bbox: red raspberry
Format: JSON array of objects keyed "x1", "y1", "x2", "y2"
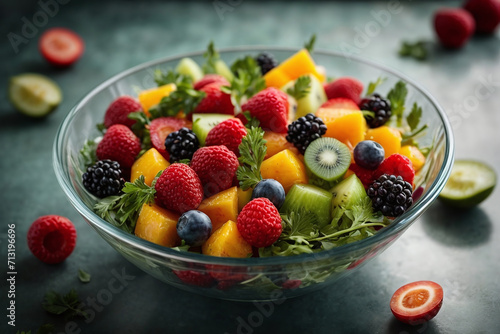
[
  {"x1": 241, "y1": 87, "x2": 289, "y2": 133},
  {"x1": 320, "y1": 97, "x2": 360, "y2": 110},
  {"x1": 192, "y1": 83, "x2": 234, "y2": 118},
  {"x1": 190, "y1": 145, "x2": 239, "y2": 197},
  {"x1": 208, "y1": 264, "x2": 251, "y2": 283},
  {"x1": 323, "y1": 77, "x2": 364, "y2": 104},
  {"x1": 149, "y1": 117, "x2": 192, "y2": 161},
  {"x1": 282, "y1": 279, "x2": 302, "y2": 290},
  {"x1": 464, "y1": 0, "x2": 500, "y2": 34},
  {"x1": 96, "y1": 124, "x2": 141, "y2": 168},
  {"x1": 205, "y1": 118, "x2": 247, "y2": 155},
  {"x1": 237, "y1": 198, "x2": 282, "y2": 248},
  {"x1": 350, "y1": 163, "x2": 376, "y2": 188},
  {"x1": 434, "y1": 8, "x2": 475, "y2": 49},
  {"x1": 194, "y1": 74, "x2": 230, "y2": 90},
  {"x1": 173, "y1": 269, "x2": 215, "y2": 287},
  {"x1": 27, "y1": 215, "x2": 77, "y2": 264},
  {"x1": 374, "y1": 154, "x2": 415, "y2": 185},
  {"x1": 154, "y1": 163, "x2": 203, "y2": 214},
  {"x1": 103, "y1": 95, "x2": 142, "y2": 129}
]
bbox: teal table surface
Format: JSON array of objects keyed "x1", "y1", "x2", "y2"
[{"x1": 1, "y1": 1, "x2": 499, "y2": 333}]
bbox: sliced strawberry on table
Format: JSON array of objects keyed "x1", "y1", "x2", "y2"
[
  {"x1": 149, "y1": 117, "x2": 192, "y2": 161},
  {"x1": 241, "y1": 87, "x2": 289, "y2": 133},
  {"x1": 390, "y1": 280, "x2": 444, "y2": 325},
  {"x1": 39, "y1": 28, "x2": 84, "y2": 67}
]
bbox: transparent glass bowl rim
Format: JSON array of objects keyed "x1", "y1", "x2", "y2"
[{"x1": 53, "y1": 46, "x2": 455, "y2": 267}]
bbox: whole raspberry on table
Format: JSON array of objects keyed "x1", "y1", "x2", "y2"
[
  {"x1": 193, "y1": 82, "x2": 235, "y2": 117},
  {"x1": 164, "y1": 127, "x2": 200, "y2": 163},
  {"x1": 190, "y1": 145, "x2": 239, "y2": 197},
  {"x1": 367, "y1": 174, "x2": 414, "y2": 217},
  {"x1": 96, "y1": 124, "x2": 141, "y2": 169},
  {"x1": 374, "y1": 153, "x2": 415, "y2": 185},
  {"x1": 205, "y1": 118, "x2": 247, "y2": 155},
  {"x1": 359, "y1": 94, "x2": 392, "y2": 128},
  {"x1": 27, "y1": 215, "x2": 77, "y2": 264},
  {"x1": 463, "y1": 0, "x2": 500, "y2": 34},
  {"x1": 241, "y1": 87, "x2": 289, "y2": 133},
  {"x1": 434, "y1": 8, "x2": 475, "y2": 49},
  {"x1": 82, "y1": 159, "x2": 125, "y2": 198},
  {"x1": 323, "y1": 77, "x2": 364, "y2": 104},
  {"x1": 237, "y1": 198, "x2": 283, "y2": 248},
  {"x1": 103, "y1": 95, "x2": 142, "y2": 129},
  {"x1": 154, "y1": 163, "x2": 203, "y2": 214},
  {"x1": 286, "y1": 113, "x2": 327, "y2": 154},
  {"x1": 193, "y1": 74, "x2": 230, "y2": 90}
]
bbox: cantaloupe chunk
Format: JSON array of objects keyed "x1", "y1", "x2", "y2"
[
  {"x1": 138, "y1": 83, "x2": 176, "y2": 115},
  {"x1": 400, "y1": 145, "x2": 426, "y2": 171},
  {"x1": 263, "y1": 131, "x2": 299, "y2": 159},
  {"x1": 237, "y1": 187, "x2": 252, "y2": 212},
  {"x1": 202, "y1": 220, "x2": 252, "y2": 258},
  {"x1": 131, "y1": 148, "x2": 170, "y2": 186},
  {"x1": 260, "y1": 149, "x2": 308, "y2": 193},
  {"x1": 197, "y1": 187, "x2": 238, "y2": 232},
  {"x1": 134, "y1": 203, "x2": 180, "y2": 247},
  {"x1": 365, "y1": 126, "x2": 402, "y2": 158},
  {"x1": 316, "y1": 108, "x2": 367, "y2": 150}
]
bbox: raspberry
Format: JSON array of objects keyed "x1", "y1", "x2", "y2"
[
  {"x1": 350, "y1": 163, "x2": 376, "y2": 188},
  {"x1": 374, "y1": 154, "x2": 415, "y2": 185},
  {"x1": 96, "y1": 124, "x2": 141, "y2": 169},
  {"x1": 173, "y1": 269, "x2": 215, "y2": 287},
  {"x1": 323, "y1": 77, "x2": 364, "y2": 104},
  {"x1": 193, "y1": 74, "x2": 230, "y2": 90},
  {"x1": 320, "y1": 97, "x2": 360, "y2": 110},
  {"x1": 149, "y1": 117, "x2": 192, "y2": 161},
  {"x1": 103, "y1": 95, "x2": 142, "y2": 129},
  {"x1": 205, "y1": 118, "x2": 247, "y2": 155},
  {"x1": 190, "y1": 145, "x2": 239, "y2": 197},
  {"x1": 464, "y1": 0, "x2": 500, "y2": 34},
  {"x1": 27, "y1": 215, "x2": 77, "y2": 264},
  {"x1": 237, "y1": 198, "x2": 282, "y2": 248},
  {"x1": 434, "y1": 8, "x2": 475, "y2": 49},
  {"x1": 208, "y1": 264, "x2": 250, "y2": 282},
  {"x1": 193, "y1": 83, "x2": 234, "y2": 118},
  {"x1": 282, "y1": 279, "x2": 302, "y2": 290},
  {"x1": 154, "y1": 163, "x2": 203, "y2": 214},
  {"x1": 241, "y1": 87, "x2": 289, "y2": 133}
]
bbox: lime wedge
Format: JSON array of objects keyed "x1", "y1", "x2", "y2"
[
  {"x1": 9, "y1": 73, "x2": 62, "y2": 117},
  {"x1": 439, "y1": 160, "x2": 496, "y2": 209}
]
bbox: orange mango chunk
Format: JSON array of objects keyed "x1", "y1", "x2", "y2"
[
  {"x1": 197, "y1": 187, "x2": 238, "y2": 232},
  {"x1": 237, "y1": 187, "x2": 253, "y2": 212},
  {"x1": 202, "y1": 220, "x2": 252, "y2": 258},
  {"x1": 138, "y1": 83, "x2": 176, "y2": 115},
  {"x1": 260, "y1": 149, "x2": 308, "y2": 193},
  {"x1": 264, "y1": 68, "x2": 292, "y2": 89},
  {"x1": 263, "y1": 131, "x2": 299, "y2": 159},
  {"x1": 400, "y1": 145, "x2": 426, "y2": 171},
  {"x1": 365, "y1": 126, "x2": 402, "y2": 158},
  {"x1": 131, "y1": 148, "x2": 170, "y2": 186},
  {"x1": 316, "y1": 108, "x2": 367, "y2": 150},
  {"x1": 134, "y1": 203, "x2": 180, "y2": 247}
]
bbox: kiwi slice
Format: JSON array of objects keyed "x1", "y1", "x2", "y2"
[
  {"x1": 175, "y1": 58, "x2": 203, "y2": 82},
  {"x1": 280, "y1": 183, "x2": 333, "y2": 227},
  {"x1": 330, "y1": 174, "x2": 368, "y2": 210},
  {"x1": 304, "y1": 137, "x2": 351, "y2": 184},
  {"x1": 215, "y1": 60, "x2": 234, "y2": 82},
  {"x1": 192, "y1": 113, "x2": 234, "y2": 146},
  {"x1": 282, "y1": 74, "x2": 327, "y2": 119}
]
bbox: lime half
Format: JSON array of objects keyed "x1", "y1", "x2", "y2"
[
  {"x1": 9, "y1": 73, "x2": 62, "y2": 117},
  {"x1": 439, "y1": 160, "x2": 496, "y2": 209}
]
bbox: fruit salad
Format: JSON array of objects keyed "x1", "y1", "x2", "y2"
[{"x1": 79, "y1": 42, "x2": 430, "y2": 265}]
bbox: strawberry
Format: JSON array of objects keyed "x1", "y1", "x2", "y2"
[
  {"x1": 237, "y1": 198, "x2": 282, "y2": 248},
  {"x1": 323, "y1": 77, "x2": 364, "y2": 104},
  {"x1": 173, "y1": 269, "x2": 215, "y2": 287},
  {"x1": 464, "y1": 0, "x2": 500, "y2": 34},
  {"x1": 434, "y1": 8, "x2": 475, "y2": 48},
  {"x1": 374, "y1": 154, "x2": 415, "y2": 185},
  {"x1": 190, "y1": 145, "x2": 239, "y2": 197},
  {"x1": 149, "y1": 117, "x2": 192, "y2": 161},
  {"x1": 192, "y1": 82, "x2": 234, "y2": 118},
  {"x1": 103, "y1": 95, "x2": 142, "y2": 128},
  {"x1": 241, "y1": 87, "x2": 289, "y2": 133},
  {"x1": 154, "y1": 163, "x2": 203, "y2": 214},
  {"x1": 349, "y1": 163, "x2": 376, "y2": 188},
  {"x1": 320, "y1": 97, "x2": 360, "y2": 110},
  {"x1": 96, "y1": 124, "x2": 141, "y2": 169},
  {"x1": 194, "y1": 74, "x2": 230, "y2": 90},
  {"x1": 27, "y1": 215, "x2": 77, "y2": 264},
  {"x1": 205, "y1": 118, "x2": 247, "y2": 155}
]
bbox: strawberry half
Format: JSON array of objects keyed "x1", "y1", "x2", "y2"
[{"x1": 149, "y1": 117, "x2": 192, "y2": 161}]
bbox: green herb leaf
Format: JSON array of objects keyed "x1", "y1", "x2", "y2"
[
  {"x1": 202, "y1": 41, "x2": 219, "y2": 74},
  {"x1": 237, "y1": 127, "x2": 267, "y2": 190},
  {"x1": 366, "y1": 77, "x2": 386, "y2": 96},
  {"x1": 304, "y1": 34, "x2": 317, "y2": 53},
  {"x1": 78, "y1": 269, "x2": 91, "y2": 283},
  {"x1": 399, "y1": 40, "x2": 428, "y2": 61},
  {"x1": 286, "y1": 75, "x2": 311, "y2": 100},
  {"x1": 387, "y1": 80, "x2": 408, "y2": 126},
  {"x1": 148, "y1": 82, "x2": 205, "y2": 118},
  {"x1": 42, "y1": 289, "x2": 87, "y2": 320},
  {"x1": 154, "y1": 69, "x2": 193, "y2": 87},
  {"x1": 406, "y1": 102, "x2": 422, "y2": 131},
  {"x1": 240, "y1": 111, "x2": 260, "y2": 129},
  {"x1": 80, "y1": 139, "x2": 98, "y2": 169},
  {"x1": 128, "y1": 111, "x2": 151, "y2": 157},
  {"x1": 172, "y1": 240, "x2": 192, "y2": 252}
]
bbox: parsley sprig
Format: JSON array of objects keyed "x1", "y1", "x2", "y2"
[
  {"x1": 399, "y1": 40, "x2": 428, "y2": 61},
  {"x1": 286, "y1": 75, "x2": 311, "y2": 100},
  {"x1": 148, "y1": 81, "x2": 205, "y2": 119},
  {"x1": 387, "y1": 80, "x2": 408, "y2": 126},
  {"x1": 304, "y1": 34, "x2": 317, "y2": 53},
  {"x1": 236, "y1": 127, "x2": 267, "y2": 190},
  {"x1": 202, "y1": 41, "x2": 219, "y2": 74},
  {"x1": 401, "y1": 102, "x2": 429, "y2": 146},
  {"x1": 365, "y1": 77, "x2": 386, "y2": 96},
  {"x1": 42, "y1": 289, "x2": 87, "y2": 320}
]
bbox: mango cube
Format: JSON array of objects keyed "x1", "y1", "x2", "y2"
[
  {"x1": 138, "y1": 83, "x2": 176, "y2": 114},
  {"x1": 400, "y1": 145, "x2": 426, "y2": 171},
  {"x1": 202, "y1": 220, "x2": 252, "y2": 258},
  {"x1": 134, "y1": 203, "x2": 180, "y2": 247},
  {"x1": 197, "y1": 186, "x2": 238, "y2": 232},
  {"x1": 316, "y1": 108, "x2": 367, "y2": 150},
  {"x1": 131, "y1": 148, "x2": 170, "y2": 186},
  {"x1": 237, "y1": 187, "x2": 252, "y2": 212},
  {"x1": 260, "y1": 149, "x2": 308, "y2": 193},
  {"x1": 365, "y1": 126, "x2": 402, "y2": 158}
]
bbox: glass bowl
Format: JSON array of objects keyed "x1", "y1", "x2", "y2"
[{"x1": 53, "y1": 47, "x2": 454, "y2": 301}]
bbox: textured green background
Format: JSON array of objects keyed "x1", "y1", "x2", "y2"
[{"x1": 1, "y1": 1, "x2": 499, "y2": 333}]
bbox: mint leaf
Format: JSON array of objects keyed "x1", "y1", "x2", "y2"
[
  {"x1": 399, "y1": 40, "x2": 428, "y2": 61},
  {"x1": 366, "y1": 77, "x2": 386, "y2": 96},
  {"x1": 304, "y1": 34, "x2": 317, "y2": 53},
  {"x1": 286, "y1": 75, "x2": 311, "y2": 100},
  {"x1": 387, "y1": 80, "x2": 408, "y2": 125},
  {"x1": 78, "y1": 269, "x2": 91, "y2": 283}
]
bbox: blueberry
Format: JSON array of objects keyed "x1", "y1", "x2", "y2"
[
  {"x1": 353, "y1": 140, "x2": 385, "y2": 170},
  {"x1": 176, "y1": 210, "x2": 212, "y2": 247},
  {"x1": 251, "y1": 179, "x2": 285, "y2": 209}
]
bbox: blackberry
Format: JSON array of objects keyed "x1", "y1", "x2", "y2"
[
  {"x1": 286, "y1": 113, "x2": 327, "y2": 154},
  {"x1": 367, "y1": 174, "x2": 413, "y2": 217},
  {"x1": 359, "y1": 93, "x2": 392, "y2": 128},
  {"x1": 82, "y1": 159, "x2": 125, "y2": 198},
  {"x1": 164, "y1": 127, "x2": 199, "y2": 163},
  {"x1": 255, "y1": 52, "x2": 277, "y2": 75}
]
